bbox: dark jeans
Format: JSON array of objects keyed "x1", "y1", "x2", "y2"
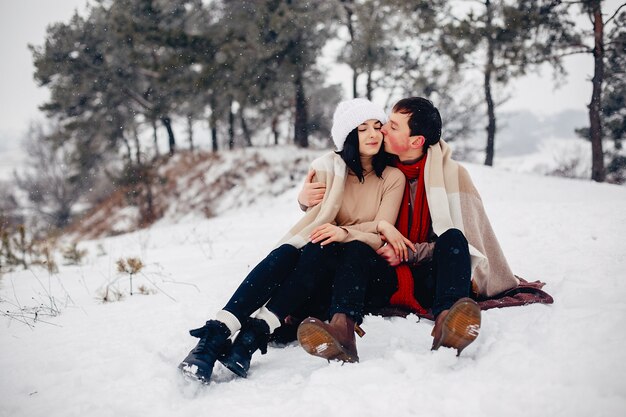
[
  {"x1": 413, "y1": 228, "x2": 472, "y2": 317},
  {"x1": 222, "y1": 241, "x2": 390, "y2": 327},
  {"x1": 222, "y1": 241, "x2": 364, "y2": 325},
  {"x1": 267, "y1": 240, "x2": 395, "y2": 324},
  {"x1": 222, "y1": 244, "x2": 301, "y2": 323},
  {"x1": 367, "y1": 228, "x2": 472, "y2": 318}
]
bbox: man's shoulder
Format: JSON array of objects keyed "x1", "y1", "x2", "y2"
[
  {"x1": 454, "y1": 163, "x2": 481, "y2": 195},
  {"x1": 455, "y1": 162, "x2": 473, "y2": 181}
]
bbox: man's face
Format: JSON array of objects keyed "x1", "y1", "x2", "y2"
[{"x1": 381, "y1": 111, "x2": 413, "y2": 156}]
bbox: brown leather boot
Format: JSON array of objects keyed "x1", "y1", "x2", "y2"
[
  {"x1": 431, "y1": 297, "x2": 481, "y2": 356},
  {"x1": 297, "y1": 313, "x2": 360, "y2": 363}
]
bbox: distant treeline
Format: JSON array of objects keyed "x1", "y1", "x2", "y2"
[{"x1": 1, "y1": 0, "x2": 623, "y2": 235}]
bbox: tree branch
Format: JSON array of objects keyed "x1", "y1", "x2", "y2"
[
  {"x1": 544, "y1": 48, "x2": 593, "y2": 60},
  {"x1": 605, "y1": 3, "x2": 626, "y2": 25},
  {"x1": 137, "y1": 68, "x2": 160, "y2": 79},
  {"x1": 122, "y1": 87, "x2": 153, "y2": 111}
]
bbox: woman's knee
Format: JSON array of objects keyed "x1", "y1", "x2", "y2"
[
  {"x1": 272, "y1": 244, "x2": 299, "y2": 257},
  {"x1": 269, "y1": 244, "x2": 300, "y2": 264}
]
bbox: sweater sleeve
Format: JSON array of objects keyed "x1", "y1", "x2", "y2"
[
  {"x1": 298, "y1": 169, "x2": 320, "y2": 212},
  {"x1": 340, "y1": 168, "x2": 406, "y2": 249}
]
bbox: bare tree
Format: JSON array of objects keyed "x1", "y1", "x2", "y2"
[{"x1": 14, "y1": 123, "x2": 89, "y2": 230}]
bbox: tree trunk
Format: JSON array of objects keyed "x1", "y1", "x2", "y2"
[
  {"x1": 589, "y1": 1, "x2": 606, "y2": 182},
  {"x1": 187, "y1": 115, "x2": 194, "y2": 152},
  {"x1": 483, "y1": 0, "x2": 496, "y2": 167},
  {"x1": 240, "y1": 109, "x2": 252, "y2": 147},
  {"x1": 341, "y1": 0, "x2": 359, "y2": 98},
  {"x1": 209, "y1": 104, "x2": 218, "y2": 152},
  {"x1": 272, "y1": 115, "x2": 279, "y2": 145},
  {"x1": 152, "y1": 119, "x2": 160, "y2": 160},
  {"x1": 122, "y1": 136, "x2": 132, "y2": 163},
  {"x1": 161, "y1": 116, "x2": 176, "y2": 156},
  {"x1": 211, "y1": 124, "x2": 218, "y2": 152},
  {"x1": 132, "y1": 125, "x2": 142, "y2": 165},
  {"x1": 228, "y1": 104, "x2": 235, "y2": 150},
  {"x1": 294, "y1": 69, "x2": 309, "y2": 148},
  {"x1": 366, "y1": 63, "x2": 373, "y2": 100},
  {"x1": 365, "y1": 41, "x2": 374, "y2": 100}
]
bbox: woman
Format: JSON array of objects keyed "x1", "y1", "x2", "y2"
[{"x1": 179, "y1": 98, "x2": 405, "y2": 383}]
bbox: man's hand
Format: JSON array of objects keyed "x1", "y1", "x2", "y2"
[
  {"x1": 377, "y1": 220, "x2": 416, "y2": 262},
  {"x1": 310, "y1": 223, "x2": 348, "y2": 246},
  {"x1": 297, "y1": 170, "x2": 326, "y2": 209},
  {"x1": 376, "y1": 243, "x2": 402, "y2": 267}
]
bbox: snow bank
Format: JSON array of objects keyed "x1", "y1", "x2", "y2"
[{"x1": 1, "y1": 155, "x2": 625, "y2": 417}]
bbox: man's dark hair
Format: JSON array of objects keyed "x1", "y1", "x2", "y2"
[
  {"x1": 393, "y1": 97, "x2": 442, "y2": 147},
  {"x1": 336, "y1": 128, "x2": 392, "y2": 182}
]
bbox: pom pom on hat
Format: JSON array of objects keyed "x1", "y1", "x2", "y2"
[{"x1": 331, "y1": 98, "x2": 388, "y2": 151}]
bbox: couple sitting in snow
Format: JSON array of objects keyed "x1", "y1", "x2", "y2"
[{"x1": 179, "y1": 96, "x2": 521, "y2": 384}]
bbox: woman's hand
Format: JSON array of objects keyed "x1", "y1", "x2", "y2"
[
  {"x1": 376, "y1": 244, "x2": 402, "y2": 267},
  {"x1": 310, "y1": 223, "x2": 348, "y2": 246},
  {"x1": 377, "y1": 220, "x2": 416, "y2": 262},
  {"x1": 298, "y1": 170, "x2": 326, "y2": 208}
]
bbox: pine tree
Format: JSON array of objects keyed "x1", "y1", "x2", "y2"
[
  {"x1": 441, "y1": 0, "x2": 580, "y2": 166},
  {"x1": 567, "y1": 1, "x2": 625, "y2": 182},
  {"x1": 337, "y1": 0, "x2": 395, "y2": 99},
  {"x1": 577, "y1": 8, "x2": 626, "y2": 183}
]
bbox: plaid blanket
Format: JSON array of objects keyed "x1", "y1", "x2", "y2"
[
  {"x1": 425, "y1": 139, "x2": 519, "y2": 297},
  {"x1": 276, "y1": 152, "x2": 348, "y2": 249}
]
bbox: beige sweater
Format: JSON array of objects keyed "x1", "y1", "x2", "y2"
[{"x1": 277, "y1": 152, "x2": 405, "y2": 250}]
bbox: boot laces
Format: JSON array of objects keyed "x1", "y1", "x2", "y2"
[{"x1": 190, "y1": 324, "x2": 211, "y2": 353}]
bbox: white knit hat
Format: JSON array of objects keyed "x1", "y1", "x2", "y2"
[{"x1": 331, "y1": 98, "x2": 388, "y2": 151}]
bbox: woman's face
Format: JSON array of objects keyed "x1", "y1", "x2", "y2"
[{"x1": 357, "y1": 119, "x2": 383, "y2": 157}]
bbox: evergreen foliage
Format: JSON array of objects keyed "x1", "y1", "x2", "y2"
[
  {"x1": 577, "y1": 8, "x2": 626, "y2": 183},
  {"x1": 440, "y1": 0, "x2": 580, "y2": 166},
  {"x1": 15, "y1": 0, "x2": 626, "y2": 237}
]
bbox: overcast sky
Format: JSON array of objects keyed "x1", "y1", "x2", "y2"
[
  {"x1": 0, "y1": 0, "x2": 623, "y2": 159},
  {"x1": 0, "y1": 0, "x2": 90, "y2": 142}
]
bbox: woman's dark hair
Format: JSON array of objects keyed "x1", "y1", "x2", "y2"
[{"x1": 336, "y1": 126, "x2": 394, "y2": 183}]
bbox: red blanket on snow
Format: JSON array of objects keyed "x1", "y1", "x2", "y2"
[{"x1": 369, "y1": 277, "x2": 553, "y2": 321}]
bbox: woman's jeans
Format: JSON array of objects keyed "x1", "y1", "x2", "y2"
[{"x1": 223, "y1": 241, "x2": 388, "y2": 325}]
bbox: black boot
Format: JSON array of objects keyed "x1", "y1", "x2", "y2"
[
  {"x1": 219, "y1": 318, "x2": 270, "y2": 378},
  {"x1": 178, "y1": 320, "x2": 231, "y2": 383}
]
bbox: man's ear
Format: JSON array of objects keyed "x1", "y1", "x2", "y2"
[{"x1": 410, "y1": 135, "x2": 426, "y2": 148}]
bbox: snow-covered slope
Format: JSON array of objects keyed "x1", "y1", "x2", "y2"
[
  {"x1": 68, "y1": 147, "x2": 322, "y2": 239},
  {"x1": 1, "y1": 156, "x2": 625, "y2": 417}
]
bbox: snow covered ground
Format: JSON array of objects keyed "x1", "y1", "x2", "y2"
[{"x1": 1, "y1": 158, "x2": 626, "y2": 417}]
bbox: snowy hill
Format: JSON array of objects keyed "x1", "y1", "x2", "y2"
[
  {"x1": 67, "y1": 147, "x2": 323, "y2": 239},
  {"x1": 1, "y1": 152, "x2": 626, "y2": 417}
]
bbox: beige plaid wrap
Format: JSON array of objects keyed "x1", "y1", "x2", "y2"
[
  {"x1": 425, "y1": 140, "x2": 519, "y2": 297},
  {"x1": 276, "y1": 152, "x2": 348, "y2": 249}
]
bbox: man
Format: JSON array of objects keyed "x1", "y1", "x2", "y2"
[{"x1": 296, "y1": 97, "x2": 519, "y2": 358}]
